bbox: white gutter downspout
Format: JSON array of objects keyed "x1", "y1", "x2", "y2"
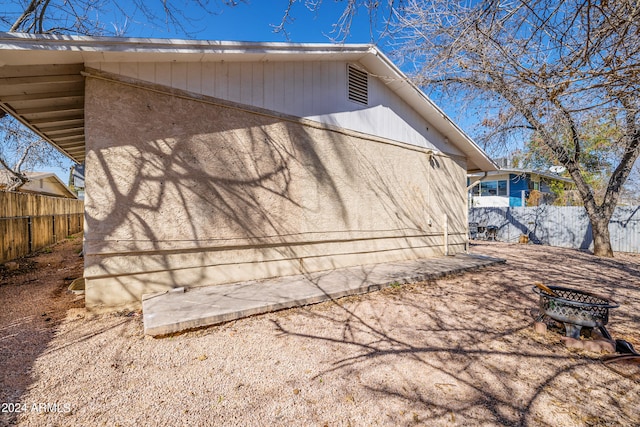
[
  {"x1": 465, "y1": 172, "x2": 488, "y2": 253},
  {"x1": 466, "y1": 172, "x2": 488, "y2": 191}
]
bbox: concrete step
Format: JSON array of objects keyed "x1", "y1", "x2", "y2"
[{"x1": 142, "y1": 253, "x2": 505, "y2": 336}]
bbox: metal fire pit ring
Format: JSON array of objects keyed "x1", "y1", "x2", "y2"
[{"x1": 532, "y1": 285, "x2": 619, "y2": 339}]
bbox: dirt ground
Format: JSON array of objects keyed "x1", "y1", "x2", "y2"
[{"x1": 1, "y1": 237, "x2": 639, "y2": 427}]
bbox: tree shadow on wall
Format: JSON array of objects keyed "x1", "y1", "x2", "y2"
[{"x1": 83, "y1": 78, "x2": 450, "y2": 306}]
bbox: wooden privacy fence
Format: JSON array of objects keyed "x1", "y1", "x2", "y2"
[{"x1": 0, "y1": 192, "x2": 84, "y2": 263}]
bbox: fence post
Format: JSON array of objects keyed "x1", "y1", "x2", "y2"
[{"x1": 27, "y1": 216, "x2": 32, "y2": 253}]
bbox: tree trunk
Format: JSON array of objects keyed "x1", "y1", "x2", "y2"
[{"x1": 588, "y1": 210, "x2": 614, "y2": 258}]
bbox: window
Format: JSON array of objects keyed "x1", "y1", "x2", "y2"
[
  {"x1": 482, "y1": 181, "x2": 498, "y2": 196},
  {"x1": 347, "y1": 64, "x2": 368, "y2": 105},
  {"x1": 472, "y1": 180, "x2": 508, "y2": 197},
  {"x1": 498, "y1": 180, "x2": 507, "y2": 195}
]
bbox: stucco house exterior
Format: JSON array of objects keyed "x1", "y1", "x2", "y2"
[
  {"x1": 468, "y1": 169, "x2": 574, "y2": 207},
  {"x1": 0, "y1": 33, "x2": 496, "y2": 311}
]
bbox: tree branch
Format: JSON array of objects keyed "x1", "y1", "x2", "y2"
[
  {"x1": 0, "y1": 155, "x2": 29, "y2": 191},
  {"x1": 9, "y1": 0, "x2": 41, "y2": 32}
]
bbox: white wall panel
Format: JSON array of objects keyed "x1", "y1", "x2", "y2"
[
  {"x1": 96, "y1": 62, "x2": 119, "y2": 75},
  {"x1": 252, "y1": 63, "x2": 264, "y2": 108},
  {"x1": 227, "y1": 63, "x2": 241, "y2": 103},
  {"x1": 263, "y1": 62, "x2": 275, "y2": 109},
  {"x1": 186, "y1": 62, "x2": 202, "y2": 94},
  {"x1": 292, "y1": 63, "x2": 305, "y2": 114},
  {"x1": 138, "y1": 63, "x2": 155, "y2": 84},
  {"x1": 214, "y1": 63, "x2": 228, "y2": 100},
  {"x1": 201, "y1": 62, "x2": 215, "y2": 97},
  {"x1": 119, "y1": 62, "x2": 139, "y2": 80},
  {"x1": 239, "y1": 63, "x2": 253, "y2": 106},
  {"x1": 155, "y1": 63, "x2": 171, "y2": 87},
  {"x1": 171, "y1": 63, "x2": 188, "y2": 91},
  {"x1": 313, "y1": 62, "x2": 329, "y2": 114},
  {"x1": 303, "y1": 62, "x2": 314, "y2": 113},
  {"x1": 282, "y1": 63, "x2": 296, "y2": 113}
]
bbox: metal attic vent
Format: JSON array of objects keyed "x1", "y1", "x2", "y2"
[{"x1": 347, "y1": 64, "x2": 368, "y2": 105}]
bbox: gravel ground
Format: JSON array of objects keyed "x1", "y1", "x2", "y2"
[{"x1": 1, "y1": 238, "x2": 639, "y2": 426}]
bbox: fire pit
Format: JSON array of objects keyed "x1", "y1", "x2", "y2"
[{"x1": 533, "y1": 285, "x2": 619, "y2": 339}]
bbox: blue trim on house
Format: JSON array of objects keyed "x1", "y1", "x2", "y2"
[{"x1": 509, "y1": 174, "x2": 529, "y2": 207}]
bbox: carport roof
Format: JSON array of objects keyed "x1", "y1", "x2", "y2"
[{"x1": 0, "y1": 32, "x2": 497, "y2": 171}]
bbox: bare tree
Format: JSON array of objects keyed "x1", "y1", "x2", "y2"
[
  {"x1": 2, "y1": 0, "x2": 395, "y2": 40},
  {"x1": 0, "y1": 114, "x2": 66, "y2": 191},
  {"x1": 272, "y1": 0, "x2": 392, "y2": 41},
  {"x1": 2, "y1": 0, "x2": 245, "y2": 36},
  {"x1": 384, "y1": 0, "x2": 640, "y2": 257}
]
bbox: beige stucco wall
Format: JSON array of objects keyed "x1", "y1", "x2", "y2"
[{"x1": 83, "y1": 76, "x2": 468, "y2": 310}]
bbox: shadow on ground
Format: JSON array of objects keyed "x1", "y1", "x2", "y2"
[
  {"x1": 268, "y1": 242, "x2": 640, "y2": 425},
  {"x1": 0, "y1": 236, "x2": 84, "y2": 426},
  {"x1": 3, "y1": 241, "x2": 639, "y2": 426}
]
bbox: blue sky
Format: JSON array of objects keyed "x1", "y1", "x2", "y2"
[{"x1": 121, "y1": 1, "x2": 387, "y2": 43}]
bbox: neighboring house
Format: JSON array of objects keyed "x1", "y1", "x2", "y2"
[
  {"x1": 468, "y1": 168, "x2": 574, "y2": 207},
  {"x1": 0, "y1": 33, "x2": 496, "y2": 311},
  {"x1": 69, "y1": 163, "x2": 85, "y2": 200},
  {"x1": 0, "y1": 170, "x2": 78, "y2": 199}
]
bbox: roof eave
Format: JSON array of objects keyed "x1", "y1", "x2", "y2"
[
  {"x1": 468, "y1": 169, "x2": 574, "y2": 183},
  {"x1": 0, "y1": 32, "x2": 497, "y2": 172},
  {"x1": 361, "y1": 47, "x2": 497, "y2": 172}
]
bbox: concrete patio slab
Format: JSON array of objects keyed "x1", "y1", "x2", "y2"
[{"x1": 142, "y1": 253, "x2": 505, "y2": 336}]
